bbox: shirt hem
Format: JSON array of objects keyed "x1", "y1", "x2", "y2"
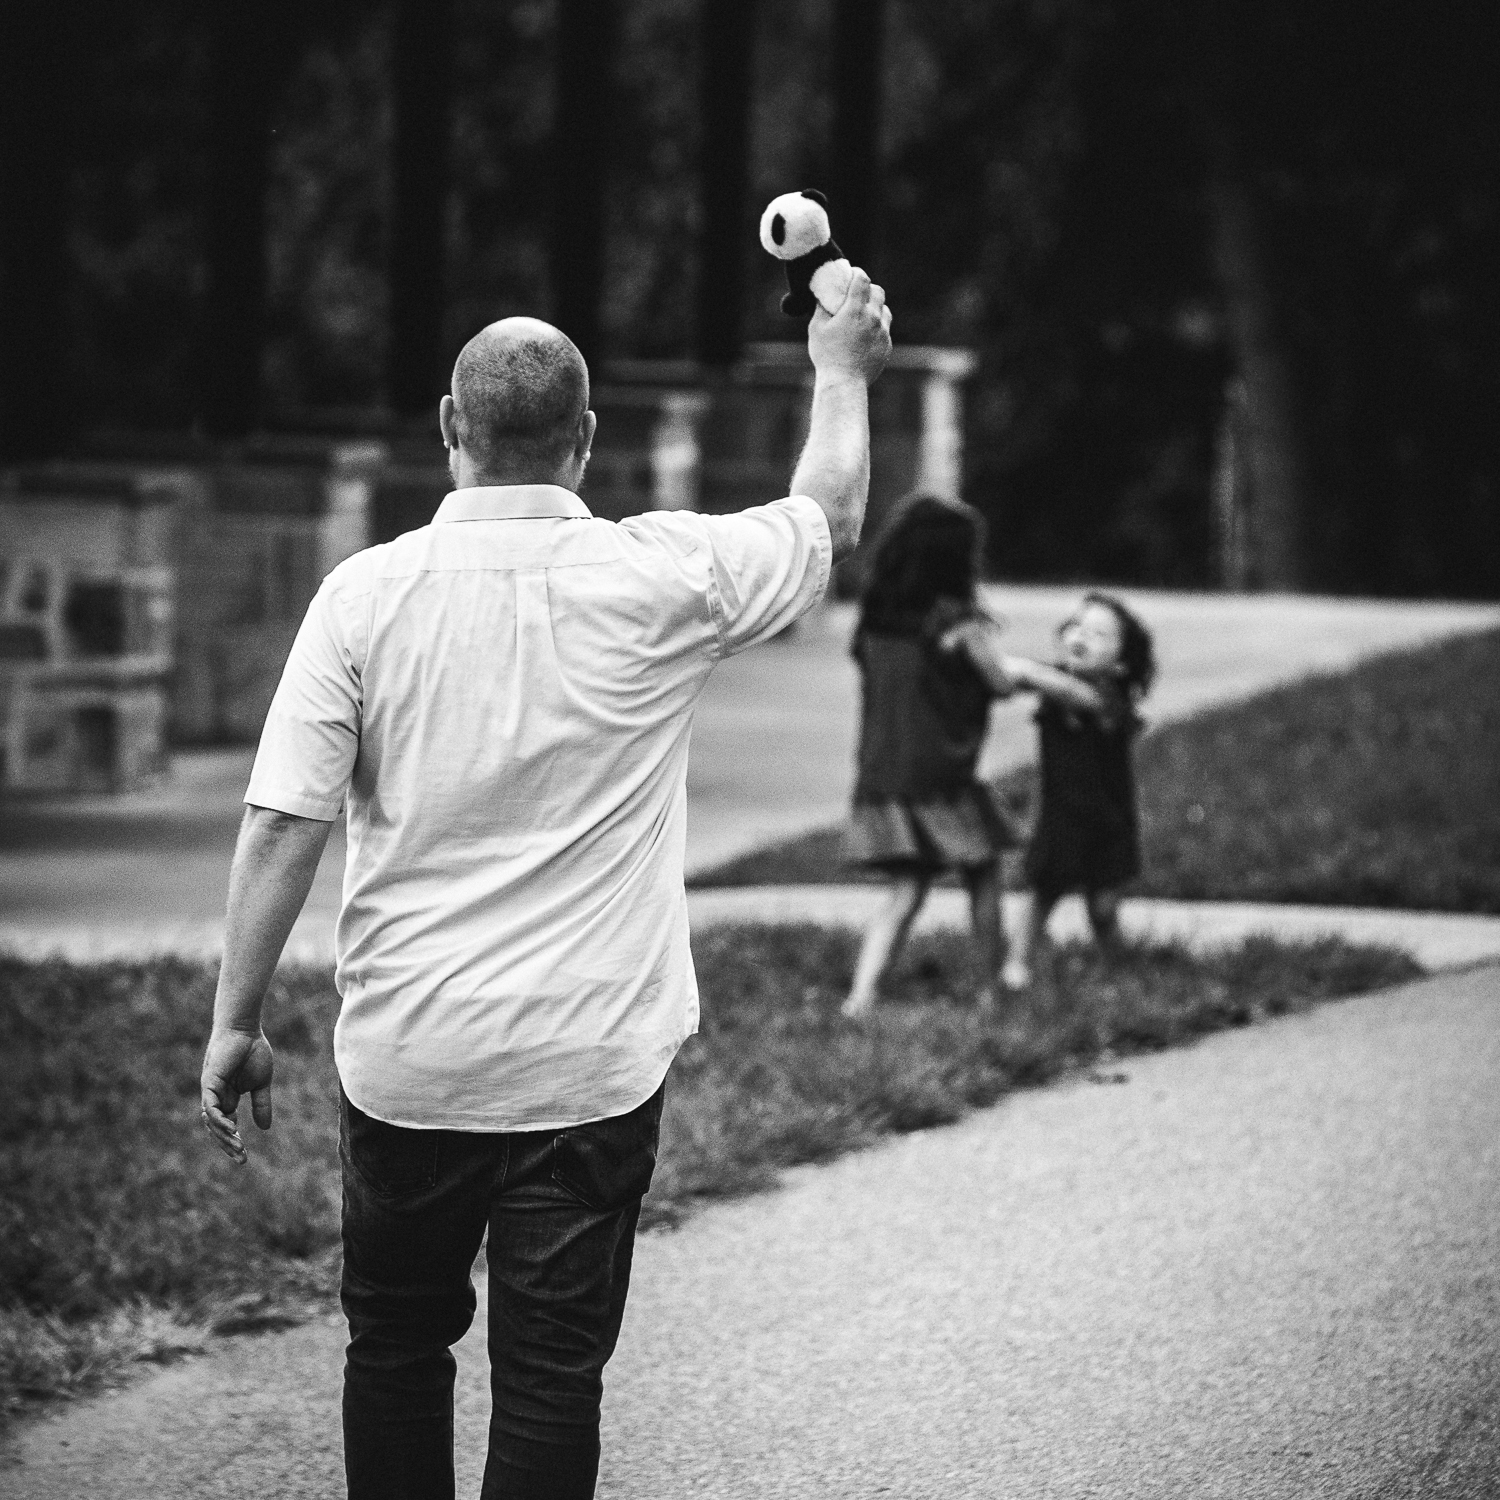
[{"x1": 337, "y1": 1048, "x2": 681, "y2": 1134}]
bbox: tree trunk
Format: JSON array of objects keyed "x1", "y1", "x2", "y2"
[
  {"x1": 551, "y1": 0, "x2": 617, "y2": 366},
  {"x1": 1210, "y1": 378, "x2": 1253, "y2": 589},
  {"x1": 1206, "y1": 175, "x2": 1311, "y2": 591},
  {"x1": 829, "y1": 0, "x2": 887, "y2": 274},
  {"x1": 201, "y1": 0, "x2": 295, "y2": 438},
  {"x1": 0, "y1": 0, "x2": 74, "y2": 461},
  {"x1": 695, "y1": 0, "x2": 758, "y2": 369},
  {"x1": 389, "y1": 0, "x2": 455, "y2": 420}
]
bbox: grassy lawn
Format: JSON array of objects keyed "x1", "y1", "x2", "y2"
[
  {"x1": 0, "y1": 930, "x2": 1420, "y2": 1419},
  {"x1": 691, "y1": 628, "x2": 1500, "y2": 912}
]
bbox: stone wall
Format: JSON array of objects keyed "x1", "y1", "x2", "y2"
[
  {"x1": 166, "y1": 440, "x2": 383, "y2": 743},
  {"x1": 0, "y1": 470, "x2": 180, "y2": 791},
  {"x1": 2, "y1": 347, "x2": 974, "y2": 767}
]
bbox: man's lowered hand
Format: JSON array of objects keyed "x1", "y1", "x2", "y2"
[{"x1": 201, "y1": 1028, "x2": 275, "y2": 1165}]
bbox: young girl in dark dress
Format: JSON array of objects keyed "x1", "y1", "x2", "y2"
[
  {"x1": 997, "y1": 592, "x2": 1156, "y2": 989},
  {"x1": 841, "y1": 494, "x2": 1019, "y2": 1018}
]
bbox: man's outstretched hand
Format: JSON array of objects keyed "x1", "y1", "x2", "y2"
[
  {"x1": 807, "y1": 267, "x2": 892, "y2": 386},
  {"x1": 201, "y1": 1029, "x2": 275, "y2": 1164},
  {"x1": 791, "y1": 266, "x2": 894, "y2": 560}
]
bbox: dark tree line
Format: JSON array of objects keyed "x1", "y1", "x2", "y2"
[
  {"x1": 886, "y1": 0, "x2": 1499, "y2": 594},
  {"x1": 1, "y1": 0, "x2": 1495, "y2": 596}
]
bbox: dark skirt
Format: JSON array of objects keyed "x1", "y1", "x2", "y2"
[
  {"x1": 846, "y1": 782, "x2": 1019, "y2": 876},
  {"x1": 1023, "y1": 808, "x2": 1140, "y2": 896}
]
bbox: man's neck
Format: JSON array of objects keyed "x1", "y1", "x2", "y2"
[{"x1": 450, "y1": 453, "x2": 576, "y2": 493}]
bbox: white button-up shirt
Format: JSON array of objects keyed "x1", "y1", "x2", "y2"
[{"x1": 246, "y1": 484, "x2": 830, "y2": 1130}]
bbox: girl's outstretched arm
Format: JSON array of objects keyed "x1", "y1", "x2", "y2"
[
  {"x1": 1001, "y1": 655, "x2": 1108, "y2": 716},
  {"x1": 938, "y1": 619, "x2": 1016, "y2": 696}
]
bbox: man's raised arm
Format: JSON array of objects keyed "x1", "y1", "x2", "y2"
[{"x1": 790, "y1": 269, "x2": 893, "y2": 561}]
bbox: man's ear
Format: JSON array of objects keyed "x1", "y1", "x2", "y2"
[
  {"x1": 439, "y1": 394, "x2": 459, "y2": 449},
  {"x1": 577, "y1": 409, "x2": 597, "y2": 459}
]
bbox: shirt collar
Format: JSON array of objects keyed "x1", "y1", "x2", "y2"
[{"x1": 432, "y1": 485, "x2": 593, "y2": 524}]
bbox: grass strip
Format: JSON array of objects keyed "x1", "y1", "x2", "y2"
[
  {"x1": 690, "y1": 627, "x2": 1500, "y2": 911},
  {"x1": 1, "y1": 931, "x2": 1421, "y2": 1418}
]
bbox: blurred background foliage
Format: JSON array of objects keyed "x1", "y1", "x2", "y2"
[{"x1": 37, "y1": 0, "x2": 1500, "y2": 591}]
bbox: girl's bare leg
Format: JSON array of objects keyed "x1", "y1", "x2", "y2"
[
  {"x1": 1085, "y1": 886, "x2": 1124, "y2": 955},
  {"x1": 843, "y1": 874, "x2": 930, "y2": 1017},
  {"x1": 964, "y1": 862, "x2": 1007, "y2": 1014},
  {"x1": 1004, "y1": 889, "x2": 1056, "y2": 990}
]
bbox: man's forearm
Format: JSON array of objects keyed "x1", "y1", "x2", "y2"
[
  {"x1": 791, "y1": 370, "x2": 871, "y2": 560},
  {"x1": 214, "y1": 805, "x2": 332, "y2": 1033}
]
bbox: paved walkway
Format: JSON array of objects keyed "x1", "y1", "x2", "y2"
[
  {"x1": 6, "y1": 890, "x2": 1500, "y2": 975},
  {"x1": 8, "y1": 965, "x2": 1498, "y2": 1497},
  {"x1": 690, "y1": 888, "x2": 1500, "y2": 972}
]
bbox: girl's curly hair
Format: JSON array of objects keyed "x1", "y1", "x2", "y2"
[
  {"x1": 1065, "y1": 591, "x2": 1157, "y2": 698},
  {"x1": 859, "y1": 493, "x2": 986, "y2": 636}
]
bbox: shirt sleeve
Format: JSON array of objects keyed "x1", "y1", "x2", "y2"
[
  {"x1": 244, "y1": 574, "x2": 365, "y2": 820},
  {"x1": 696, "y1": 494, "x2": 833, "y2": 655}
]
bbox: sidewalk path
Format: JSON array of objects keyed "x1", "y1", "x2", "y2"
[
  {"x1": 5, "y1": 890, "x2": 1500, "y2": 976},
  {"x1": 8, "y1": 965, "x2": 1498, "y2": 1497},
  {"x1": 689, "y1": 887, "x2": 1500, "y2": 972}
]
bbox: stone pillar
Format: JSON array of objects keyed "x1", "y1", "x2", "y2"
[
  {"x1": 318, "y1": 442, "x2": 384, "y2": 577},
  {"x1": 651, "y1": 392, "x2": 711, "y2": 511},
  {"x1": 914, "y1": 347, "x2": 979, "y2": 498}
]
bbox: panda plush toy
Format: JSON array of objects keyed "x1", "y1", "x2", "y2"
[{"x1": 759, "y1": 189, "x2": 854, "y2": 319}]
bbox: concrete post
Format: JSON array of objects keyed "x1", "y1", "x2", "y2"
[
  {"x1": 651, "y1": 393, "x2": 711, "y2": 511},
  {"x1": 318, "y1": 442, "x2": 384, "y2": 577},
  {"x1": 915, "y1": 348, "x2": 978, "y2": 498}
]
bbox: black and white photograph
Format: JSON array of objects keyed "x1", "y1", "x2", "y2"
[{"x1": 2, "y1": 0, "x2": 1497, "y2": 1495}]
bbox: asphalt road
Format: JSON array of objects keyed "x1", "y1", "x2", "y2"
[{"x1": 9, "y1": 966, "x2": 1497, "y2": 1498}]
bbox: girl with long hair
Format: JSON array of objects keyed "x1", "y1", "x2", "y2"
[{"x1": 841, "y1": 494, "x2": 1018, "y2": 1018}]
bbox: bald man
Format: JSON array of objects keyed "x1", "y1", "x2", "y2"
[{"x1": 200, "y1": 277, "x2": 892, "y2": 1499}]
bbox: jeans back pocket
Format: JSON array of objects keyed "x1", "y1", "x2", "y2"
[
  {"x1": 552, "y1": 1084, "x2": 664, "y2": 1212},
  {"x1": 342, "y1": 1092, "x2": 441, "y2": 1198}
]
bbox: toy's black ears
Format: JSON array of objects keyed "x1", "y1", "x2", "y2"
[
  {"x1": 769, "y1": 213, "x2": 786, "y2": 246},
  {"x1": 800, "y1": 188, "x2": 829, "y2": 208}
]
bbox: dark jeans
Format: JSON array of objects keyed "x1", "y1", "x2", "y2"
[{"x1": 339, "y1": 1083, "x2": 664, "y2": 1500}]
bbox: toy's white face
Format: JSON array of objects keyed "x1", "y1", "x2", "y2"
[
  {"x1": 759, "y1": 193, "x2": 831, "y2": 260},
  {"x1": 1060, "y1": 601, "x2": 1125, "y2": 676}
]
